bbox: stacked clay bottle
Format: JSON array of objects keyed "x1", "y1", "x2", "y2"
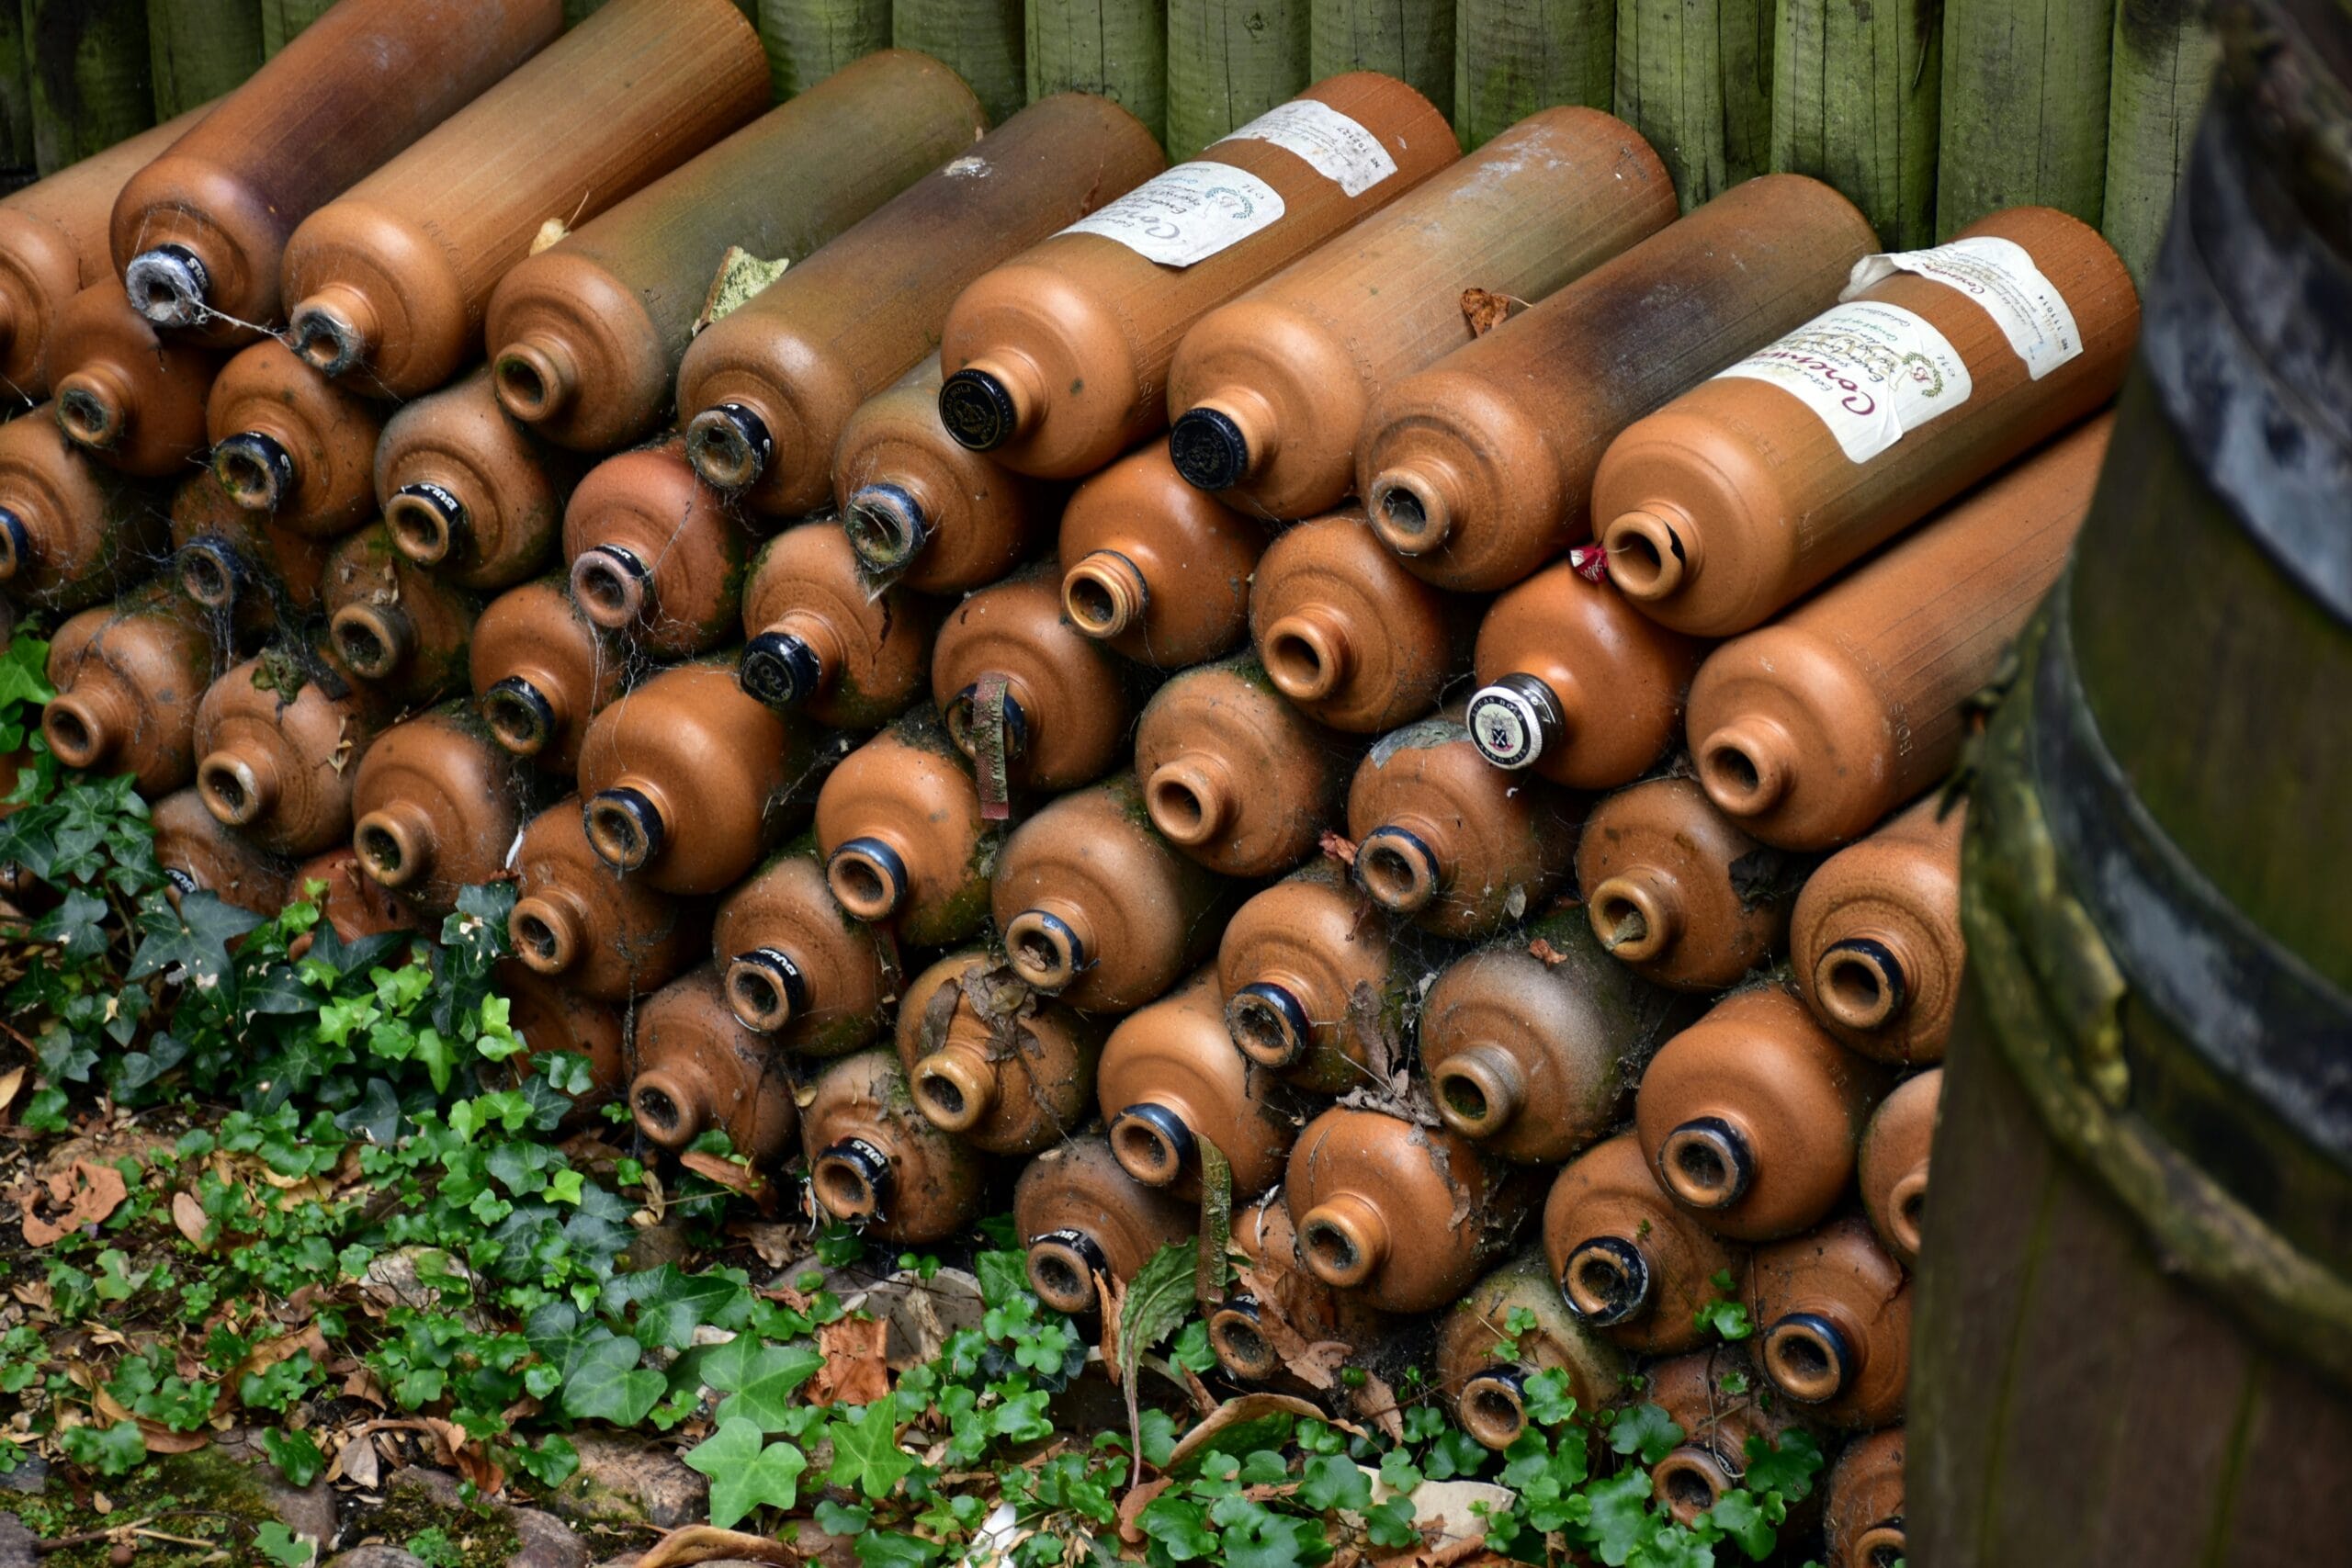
[
  {"x1": 376, "y1": 369, "x2": 586, "y2": 592},
  {"x1": 814, "y1": 704, "x2": 1001, "y2": 948},
  {"x1": 628, "y1": 966, "x2": 798, "y2": 1164},
  {"x1": 41, "y1": 585, "x2": 220, "y2": 796},
  {"x1": 46, "y1": 285, "x2": 226, "y2": 476},
  {"x1": 322, "y1": 523, "x2": 484, "y2": 707},
  {"x1": 1791, "y1": 795, "x2": 1968, "y2": 1065},
  {"x1": 509, "y1": 800, "x2": 708, "y2": 1004},
  {"x1": 469, "y1": 576, "x2": 625, "y2": 775},
  {"x1": 564, "y1": 436, "x2": 757, "y2": 660},
  {"x1": 1057, "y1": 442, "x2": 1267, "y2": 668},
  {"x1": 1543, "y1": 1133, "x2": 1747, "y2": 1356},
  {"x1": 1438, "y1": 1248, "x2": 1632, "y2": 1450},
  {"x1": 1015, "y1": 1134, "x2": 1196, "y2": 1315},
  {"x1": 1645, "y1": 1348, "x2": 1820, "y2": 1527},
  {"x1": 1098, "y1": 968, "x2": 1302, "y2": 1201},
  {"x1": 1747, "y1": 1215, "x2": 1912, "y2": 1429},
  {"x1": 932, "y1": 564, "x2": 1143, "y2": 798},
  {"x1": 1858, "y1": 1068, "x2": 1940, "y2": 1268},
  {"x1": 206, "y1": 339, "x2": 388, "y2": 536},
  {"x1": 1575, "y1": 774, "x2": 1805, "y2": 992},
  {"x1": 710, "y1": 844, "x2": 899, "y2": 1055},
  {"x1": 0, "y1": 406, "x2": 168, "y2": 615},
  {"x1": 195, "y1": 643, "x2": 395, "y2": 857},
  {"x1": 738, "y1": 522, "x2": 943, "y2": 728},
  {"x1": 803, "y1": 1048, "x2": 988, "y2": 1245},
  {"x1": 349, "y1": 705, "x2": 529, "y2": 913},
  {"x1": 897, "y1": 950, "x2": 1103, "y2": 1156},
  {"x1": 152, "y1": 787, "x2": 295, "y2": 915}
]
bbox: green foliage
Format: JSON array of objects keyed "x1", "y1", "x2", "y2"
[
  {"x1": 685, "y1": 1416, "x2": 810, "y2": 1529},
  {"x1": 254, "y1": 1522, "x2": 317, "y2": 1567}
]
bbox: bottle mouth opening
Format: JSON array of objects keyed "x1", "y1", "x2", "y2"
[
  {"x1": 813, "y1": 1144, "x2": 888, "y2": 1222},
  {"x1": 178, "y1": 542, "x2": 241, "y2": 608},
  {"x1": 330, "y1": 606, "x2": 403, "y2": 680},
  {"x1": 354, "y1": 813, "x2": 422, "y2": 889},
  {"x1": 1818, "y1": 938, "x2": 1906, "y2": 1031},
  {"x1": 214, "y1": 434, "x2": 293, "y2": 512},
  {"x1": 1144, "y1": 767, "x2": 1218, "y2": 844},
  {"x1": 1369, "y1": 474, "x2": 1441, "y2": 553},
  {"x1": 1227, "y1": 984, "x2": 1307, "y2": 1068},
  {"x1": 1297, "y1": 1210, "x2": 1373, "y2": 1287},
  {"x1": 1005, "y1": 910, "x2": 1081, "y2": 991},
  {"x1": 1660, "y1": 1117, "x2": 1753, "y2": 1210},
  {"x1": 1762, "y1": 1313, "x2": 1850, "y2": 1403},
  {"x1": 290, "y1": 304, "x2": 364, "y2": 378},
  {"x1": 1355, "y1": 828, "x2": 1438, "y2": 913},
  {"x1": 1653, "y1": 1450, "x2": 1734, "y2": 1524},
  {"x1": 1563, "y1": 1236, "x2": 1651, "y2": 1325},
  {"x1": 1460, "y1": 1374, "x2": 1529, "y2": 1450},
  {"x1": 724, "y1": 950, "x2": 805, "y2": 1033},
  {"x1": 0, "y1": 509, "x2": 24, "y2": 581},
  {"x1": 1588, "y1": 877, "x2": 1666, "y2": 962},
  {"x1": 1698, "y1": 726, "x2": 1787, "y2": 817},
  {"x1": 943, "y1": 684, "x2": 1028, "y2": 763},
  {"x1": 509, "y1": 902, "x2": 571, "y2": 974},
  {"x1": 630, "y1": 1077, "x2": 696, "y2": 1148},
  {"x1": 198, "y1": 755, "x2": 265, "y2": 826},
  {"x1": 1261, "y1": 618, "x2": 1340, "y2": 703},
  {"x1": 1602, "y1": 511, "x2": 1686, "y2": 599},
  {"x1": 1207, "y1": 1306, "x2": 1274, "y2": 1381},
  {"x1": 910, "y1": 1055, "x2": 990, "y2": 1133},
  {"x1": 385, "y1": 484, "x2": 463, "y2": 566},
  {"x1": 481, "y1": 678, "x2": 555, "y2": 757},
  {"x1": 1109, "y1": 1104, "x2": 1193, "y2": 1187},
  {"x1": 571, "y1": 547, "x2": 648, "y2": 628},
  {"x1": 584, "y1": 789, "x2": 662, "y2": 871},
  {"x1": 493, "y1": 343, "x2": 568, "y2": 422},
  {"x1": 55, "y1": 383, "x2": 119, "y2": 448},
  {"x1": 826, "y1": 838, "x2": 905, "y2": 920},
  {"x1": 41, "y1": 699, "x2": 102, "y2": 768},
  {"x1": 1432, "y1": 1060, "x2": 1502, "y2": 1134},
  {"x1": 1889, "y1": 1170, "x2": 1929, "y2": 1258},
  {"x1": 124, "y1": 245, "x2": 209, "y2": 329},
  {"x1": 685, "y1": 402, "x2": 771, "y2": 491},
  {"x1": 1857, "y1": 1524, "x2": 1908, "y2": 1567},
  {"x1": 843, "y1": 484, "x2": 927, "y2": 571},
  {"x1": 1025, "y1": 1243, "x2": 1099, "y2": 1314},
  {"x1": 1061, "y1": 556, "x2": 1140, "y2": 638}
]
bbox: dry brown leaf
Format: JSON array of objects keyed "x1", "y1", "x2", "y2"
[
  {"x1": 1526, "y1": 938, "x2": 1568, "y2": 968},
  {"x1": 334, "y1": 1429, "x2": 383, "y2": 1490},
  {"x1": 92, "y1": 1389, "x2": 211, "y2": 1455},
  {"x1": 1460, "y1": 288, "x2": 1525, "y2": 337},
  {"x1": 807, "y1": 1314, "x2": 890, "y2": 1407},
  {"x1": 728, "y1": 1220, "x2": 805, "y2": 1270},
  {"x1": 1117, "y1": 1477, "x2": 1173, "y2": 1545},
  {"x1": 23, "y1": 1160, "x2": 129, "y2": 1247},
  {"x1": 1162, "y1": 1393, "x2": 1327, "y2": 1473},
  {"x1": 637, "y1": 1525, "x2": 797, "y2": 1568},
  {"x1": 0, "y1": 1064, "x2": 24, "y2": 1113},
  {"x1": 1351, "y1": 1365, "x2": 1407, "y2": 1446},
  {"x1": 169, "y1": 1191, "x2": 211, "y2": 1248},
  {"x1": 680, "y1": 1150, "x2": 775, "y2": 1213},
  {"x1": 1096, "y1": 1269, "x2": 1126, "y2": 1389},
  {"x1": 1319, "y1": 829, "x2": 1360, "y2": 867},
  {"x1": 227, "y1": 1324, "x2": 328, "y2": 1403}
]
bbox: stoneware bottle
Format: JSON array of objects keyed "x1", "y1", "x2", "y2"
[
  {"x1": 938, "y1": 73, "x2": 1459, "y2": 479},
  {"x1": 1215, "y1": 857, "x2": 1429, "y2": 1095},
  {"x1": 322, "y1": 523, "x2": 484, "y2": 708},
  {"x1": 279, "y1": 0, "x2": 768, "y2": 399},
  {"x1": 509, "y1": 798, "x2": 707, "y2": 1004},
  {"x1": 1014, "y1": 1133, "x2": 1195, "y2": 1316},
  {"x1": 1645, "y1": 1348, "x2": 1820, "y2": 1528},
  {"x1": 1541, "y1": 1132, "x2": 1747, "y2": 1357},
  {"x1": 1169, "y1": 106, "x2": 1676, "y2": 519},
  {"x1": 152, "y1": 786, "x2": 294, "y2": 916},
  {"x1": 739, "y1": 521, "x2": 943, "y2": 729},
  {"x1": 709, "y1": 843, "x2": 898, "y2": 1056},
  {"x1": 897, "y1": 950, "x2": 1104, "y2": 1156},
  {"x1": 1686, "y1": 416, "x2": 2109, "y2": 850},
  {"x1": 1575, "y1": 774, "x2": 1805, "y2": 992},
  {"x1": 1747, "y1": 1215, "x2": 1912, "y2": 1430},
  {"x1": 1357, "y1": 174, "x2": 1877, "y2": 592},
  {"x1": 46, "y1": 284, "x2": 226, "y2": 476},
  {"x1": 0, "y1": 406, "x2": 168, "y2": 615},
  {"x1": 1634, "y1": 987, "x2": 1893, "y2": 1242},
  {"x1": 680, "y1": 94, "x2": 1166, "y2": 517},
  {"x1": 931, "y1": 564, "x2": 1141, "y2": 797},
  {"x1": 1098, "y1": 967, "x2": 1303, "y2": 1201},
  {"x1": 486, "y1": 50, "x2": 984, "y2": 452},
  {"x1": 1823, "y1": 1427, "x2": 1907, "y2": 1568},
  {"x1": 112, "y1": 0, "x2": 564, "y2": 342},
  {"x1": 206, "y1": 338, "x2": 386, "y2": 537},
  {"x1": 628, "y1": 966, "x2": 798, "y2": 1165},
  {"x1": 803, "y1": 1048, "x2": 988, "y2": 1245},
  {"x1": 1211, "y1": 1192, "x2": 1384, "y2": 1382},
  {"x1": 1057, "y1": 441, "x2": 1266, "y2": 668},
  {"x1": 1247, "y1": 506, "x2": 1479, "y2": 733},
  {"x1": 194, "y1": 645, "x2": 393, "y2": 857},
  {"x1": 813, "y1": 705, "x2": 1001, "y2": 948},
  {"x1": 296, "y1": 846, "x2": 420, "y2": 945},
  {"x1": 376, "y1": 369, "x2": 586, "y2": 592},
  {"x1": 563, "y1": 437, "x2": 755, "y2": 660},
  {"x1": 495, "y1": 962, "x2": 628, "y2": 1118},
  {"x1": 1857, "y1": 1067, "x2": 1939, "y2": 1269},
  {"x1": 1791, "y1": 795, "x2": 1967, "y2": 1065},
  {"x1": 468, "y1": 576, "x2": 625, "y2": 776},
  {"x1": 349, "y1": 705, "x2": 527, "y2": 914},
  {"x1": 41, "y1": 585, "x2": 220, "y2": 796},
  {"x1": 1438, "y1": 1247, "x2": 1632, "y2": 1450},
  {"x1": 169, "y1": 468, "x2": 332, "y2": 634},
  {"x1": 1592, "y1": 207, "x2": 2139, "y2": 637}
]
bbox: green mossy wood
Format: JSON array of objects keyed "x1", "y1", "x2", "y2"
[
  {"x1": 0, "y1": 6, "x2": 31, "y2": 174},
  {"x1": 24, "y1": 0, "x2": 155, "y2": 175},
  {"x1": 759, "y1": 0, "x2": 893, "y2": 99},
  {"x1": 1312, "y1": 0, "x2": 1457, "y2": 119},
  {"x1": 1453, "y1": 0, "x2": 1616, "y2": 150},
  {"x1": 1026, "y1": 0, "x2": 1168, "y2": 141},
  {"x1": 258, "y1": 0, "x2": 334, "y2": 58},
  {"x1": 2101, "y1": 0, "x2": 2213, "y2": 285},
  {"x1": 1770, "y1": 0, "x2": 1939, "y2": 247},
  {"x1": 895, "y1": 0, "x2": 1024, "y2": 125},
  {"x1": 1937, "y1": 0, "x2": 2115, "y2": 233},
  {"x1": 1615, "y1": 0, "x2": 1773, "y2": 210},
  {"x1": 147, "y1": 0, "x2": 264, "y2": 119},
  {"x1": 1166, "y1": 0, "x2": 1311, "y2": 159}
]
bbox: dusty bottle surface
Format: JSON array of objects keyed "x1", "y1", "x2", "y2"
[
  {"x1": 1541, "y1": 1132, "x2": 1747, "y2": 1357},
  {"x1": 628, "y1": 966, "x2": 799, "y2": 1165},
  {"x1": 803, "y1": 1048, "x2": 989, "y2": 1245},
  {"x1": 151, "y1": 785, "x2": 295, "y2": 916},
  {"x1": 1169, "y1": 106, "x2": 1676, "y2": 519},
  {"x1": 322, "y1": 523, "x2": 483, "y2": 708},
  {"x1": 279, "y1": 0, "x2": 768, "y2": 398},
  {"x1": 46, "y1": 284, "x2": 227, "y2": 476},
  {"x1": 1644, "y1": 1348, "x2": 1819, "y2": 1528},
  {"x1": 1823, "y1": 1427, "x2": 1906, "y2": 1568},
  {"x1": 1209, "y1": 1192, "x2": 1387, "y2": 1382},
  {"x1": 896, "y1": 950, "x2": 1104, "y2": 1156},
  {"x1": 1248, "y1": 506, "x2": 1479, "y2": 733},
  {"x1": 42, "y1": 585, "x2": 220, "y2": 796},
  {"x1": 0, "y1": 406, "x2": 169, "y2": 615},
  {"x1": 295, "y1": 846, "x2": 419, "y2": 944},
  {"x1": 813, "y1": 704, "x2": 1001, "y2": 948},
  {"x1": 169, "y1": 468, "x2": 333, "y2": 633},
  {"x1": 206, "y1": 338, "x2": 386, "y2": 538},
  {"x1": 681, "y1": 94, "x2": 1166, "y2": 517},
  {"x1": 739, "y1": 522, "x2": 943, "y2": 729},
  {"x1": 710, "y1": 843, "x2": 898, "y2": 1055},
  {"x1": 1057, "y1": 441, "x2": 1267, "y2": 667},
  {"x1": 1635, "y1": 987, "x2": 1892, "y2": 1242},
  {"x1": 1592, "y1": 207, "x2": 2139, "y2": 637},
  {"x1": 112, "y1": 0, "x2": 565, "y2": 342},
  {"x1": 563, "y1": 437, "x2": 756, "y2": 660},
  {"x1": 1857, "y1": 1067, "x2": 1938, "y2": 1269},
  {"x1": 487, "y1": 49, "x2": 985, "y2": 452},
  {"x1": 509, "y1": 798, "x2": 707, "y2": 1003},
  {"x1": 1790, "y1": 795, "x2": 1966, "y2": 1065},
  {"x1": 1575, "y1": 774, "x2": 1805, "y2": 992},
  {"x1": 1747, "y1": 1215, "x2": 1911, "y2": 1429},
  {"x1": 1687, "y1": 418, "x2": 2109, "y2": 850},
  {"x1": 1439, "y1": 1247, "x2": 1633, "y2": 1450},
  {"x1": 468, "y1": 576, "x2": 625, "y2": 775},
  {"x1": 494, "y1": 961, "x2": 628, "y2": 1116},
  {"x1": 1358, "y1": 174, "x2": 1877, "y2": 591},
  {"x1": 349, "y1": 705, "x2": 528, "y2": 913},
  {"x1": 195, "y1": 645, "x2": 392, "y2": 857},
  {"x1": 938, "y1": 73, "x2": 1459, "y2": 479},
  {"x1": 1098, "y1": 967, "x2": 1302, "y2": 1200},
  {"x1": 932, "y1": 564, "x2": 1143, "y2": 796},
  {"x1": 376, "y1": 369, "x2": 584, "y2": 592},
  {"x1": 1014, "y1": 1134, "x2": 1195, "y2": 1315},
  {"x1": 991, "y1": 773, "x2": 1235, "y2": 1014}
]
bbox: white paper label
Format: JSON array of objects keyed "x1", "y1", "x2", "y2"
[
  {"x1": 1716, "y1": 300, "x2": 1974, "y2": 464},
  {"x1": 1216, "y1": 98, "x2": 1398, "y2": 197},
  {"x1": 1843, "y1": 235, "x2": 2083, "y2": 381},
  {"x1": 1059, "y1": 162, "x2": 1286, "y2": 267}
]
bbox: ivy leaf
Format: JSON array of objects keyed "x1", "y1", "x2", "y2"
[
  {"x1": 1609, "y1": 1403, "x2": 1686, "y2": 1466},
  {"x1": 826, "y1": 1394, "x2": 916, "y2": 1500},
  {"x1": 128, "y1": 890, "x2": 260, "y2": 987},
  {"x1": 714, "y1": 1344, "x2": 825, "y2": 1432},
  {"x1": 29, "y1": 889, "x2": 108, "y2": 960},
  {"x1": 559, "y1": 1333, "x2": 663, "y2": 1426},
  {"x1": 1364, "y1": 1495, "x2": 1419, "y2": 1549},
  {"x1": 626, "y1": 1264, "x2": 753, "y2": 1352},
  {"x1": 684, "y1": 1416, "x2": 808, "y2": 1529},
  {"x1": 1521, "y1": 1366, "x2": 1578, "y2": 1427}
]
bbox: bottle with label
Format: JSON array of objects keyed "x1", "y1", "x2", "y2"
[
  {"x1": 1687, "y1": 417, "x2": 2109, "y2": 850},
  {"x1": 468, "y1": 576, "x2": 626, "y2": 776},
  {"x1": 1747, "y1": 1215, "x2": 1911, "y2": 1429},
  {"x1": 932, "y1": 564, "x2": 1143, "y2": 797},
  {"x1": 628, "y1": 966, "x2": 799, "y2": 1165},
  {"x1": 45, "y1": 285, "x2": 226, "y2": 476},
  {"x1": 349, "y1": 704, "x2": 528, "y2": 913},
  {"x1": 739, "y1": 522, "x2": 943, "y2": 729},
  {"x1": 322, "y1": 523, "x2": 484, "y2": 708},
  {"x1": 710, "y1": 842, "x2": 899, "y2": 1055},
  {"x1": 1014, "y1": 1133, "x2": 1196, "y2": 1316},
  {"x1": 1357, "y1": 174, "x2": 1877, "y2": 591},
  {"x1": 1575, "y1": 774, "x2": 1805, "y2": 991},
  {"x1": 509, "y1": 799, "x2": 707, "y2": 1004},
  {"x1": 42, "y1": 585, "x2": 220, "y2": 796},
  {"x1": 169, "y1": 468, "x2": 333, "y2": 636},
  {"x1": 1057, "y1": 441, "x2": 1267, "y2": 668},
  {"x1": 295, "y1": 846, "x2": 420, "y2": 944},
  {"x1": 0, "y1": 408, "x2": 167, "y2": 614},
  {"x1": 1823, "y1": 1427, "x2": 1907, "y2": 1568},
  {"x1": 1098, "y1": 967, "x2": 1304, "y2": 1200},
  {"x1": 1593, "y1": 209, "x2": 2139, "y2": 637},
  {"x1": 897, "y1": 950, "x2": 1104, "y2": 1156},
  {"x1": 938, "y1": 73, "x2": 1458, "y2": 479},
  {"x1": 206, "y1": 338, "x2": 386, "y2": 537},
  {"x1": 680, "y1": 94, "x2": 1166, "y2": 516},
  {"x1": 1858, "y1": 1067, "x2": 1938, "y2": 1269},
  {"x1": 1132, "y1": 653, "x2": 1366, "y2": 878},
  {"x1": 1168, "y1": 106, "x2": 1675, "y2": 519},
  {"x1": 1247, "y1": 505, "x2": 1479, "y2": 733},
  {"x1": 375, "y1": 369, "x2": 587, "y2": 592},
  {"x1": 813, "y1": 704, "x2": 1001, "y2": 947},
  {"x1": 151, "y1": 786, "x2": 295, "y2": 916},
  {"x1": 1644, "y1": 1348, "x2": 1821, "y2": 1529},
  {"x1": 1439, "y1": 1247, "x2": 1633, "y2": 1450},
  {"x1": 194, "y1": 644, "x2": 393, "y2": 857},
  {"x1": 1210, "y1": 1191, "x2": 1385, "y2": 1382},
  {"x1": 804, "y1": 1048, "x2": 989, "y2": 1244},
  {"x1": 564, "y1": 436, "x2": 759, "y2": 660},
  {"x1": 493, "y1": 961, "x2": 627, "y2": 1119},
  {"x1": 1636, "y1": 987, "x2": 1894, "y2": 1242},
  {"x1": 486, "y1": 50, "x2": 984, "y2": 453},
  {"x1": 1542, "y1": 1132, "x2": 1747, "y2": 1357},
  {"x1": 1791, "y1": 795, "x2": 1967, "y2": 1065}
]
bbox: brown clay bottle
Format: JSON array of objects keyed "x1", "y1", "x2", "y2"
[
  {"x1": 113, "y1": 0, "x2": 565, "y2": 342},
  {"x1": 1285, "y1": 1106, "x2": 1531, "y2": 1314},
  {"x1": 679, "y1": 95, "x2": 1166, "y2": 518},
  {"x1": 169, "y1": 468, "x2": 333, "y2": 634},
  {"x1": 1592, "y1": 208, "x2": 2139, "y2": 637},
  {"x1": 1098, "y1": 967, "x2": 1302, "y2": 1201},
  {"x1": 629, "y1": 966, "x2": 798, "y2": 1165},
  {"x1": 1419, "y1": 911, "x2": 1690, "y2": 1167},
  {"x1": 931, "y1": 564, "x2": 1142, "y2": 797},
  {"x1": 1132, "y1": 654, "x2": 1365, "y2": 879},
  {"x1": 738, "y1": 522, "x2": 943, "y2": 729},
  {"x1": 322, "y1": 523, "x2": 484, "y2": 708},
  {"x1": 1575, "y1": 774, "x2": 1805, "y2": 992},
  {"x1": 813, "y1": 704, "x2": 1001, "y2": 948},
  {"x1": 576, "y1": 659, "x2": 831, "y2": 897},
  {"x1": 1211, "y1": 1192, "x2": 1385, "y2": 1381},
  {"x1": 46, "y1": 285, "x2": 226, "y2": 476},
  {"x1": 280, "y1": 0, "x2": 768, "y2": 399},
  {"x1": 1014, "y1": 1133, "x2": 1195, "y2": 1316},
  {"x1": 710, "y1": 842, "x2": 898, "y2": 1055},
  {"x1": 1747, "y1": 1215, "x2": 1912, "y2": 1430},
  {"x1": 151, "y1": 786, "x2": 294, "y2": 915},
  {"x1": 1464, "y1": 559, "x2": 1710, "y2": 790},
  {"x1": 991, "y1": 773, "x2": 1235, "y2": 1014},
  {"x1": 41, "y1": 586, "x2": 220, "y2": 796},
  {"x1": 508, "y1": 798, "x2": 707, "y2": 1003},
  {"x1": 1541, "y1": 1132, "x2": 1747, "y2": 1357},
  {"x1": 349, "y1": 705, "x2": 527, "y2": 913},
  {"x1": 1439, "y1": 1247, "x2": 1632, "y2": 1450},
  {"x1": 1057, "y1": 442, "x2": 1267, "y2": 668},
  {"x1": 1357, "y1": 174, "x2": 1877, "y2": 592},
  {"x1": 295, "y1": 846, "x2": 419, "y2": 943},
  {"x1": 0, "y1": 408, "x2": 168, "y2": 615},
  {"x1": 1823, "y1": 1427, "x2": 1907, "y2": 1568},
  {"x1": 194, "y1": 644, "x2": 393, "y2": 857},
  {"x1": 897, "y1": 950, "x2": 1104, "y2": 1156},
  {"x1": 206, "y1": 338, "x2": 386, "y2": 537},
  {"x1": 1857, "y1": 1068, "x2": 1938, "y2": 1269},
  {"x1": 487, "y1": 50, "x2": 986, "y2": 453},
  {"x1": 1645, "y1": 1349, "x2": 1819, "y2": 1528},
  {"x1": 495, "y1": 961, "x2": 628, "y2": 1115},
  {"x1": 1635, "y1": 987, "x2": 1893, "y2": 1243},
  {"x1": 1344, "y1": 712, "x2": 1582, "y2": 940},
  {"x1": 1791, "y1": 795, "x2": 1966, "y2": 1066},
  {"x1": 1248, "y1": 507, "x2": 1480, "y2": 734},
  {"x1": 468, "y1": 576, "x2": 625, "y2": 776},
  {"x1": 1169, "y1": 107, "x2": 1677, "y2": 520},
  {"x1": 1687, "y1": 417, "x2": 2109, "y2": 851},
  {"x1": 938, "y1": 74, "x2": 1460, "y2": 479},
  {"x1": 564, "y1": 437, "x2": 756, "y2": 660},
  {"x1": 376, "y1": 369, "x2": 585, "y2": 592},
  {"x1": 803, "y1": 1048, "x2": 988, "y2": 1245}
]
